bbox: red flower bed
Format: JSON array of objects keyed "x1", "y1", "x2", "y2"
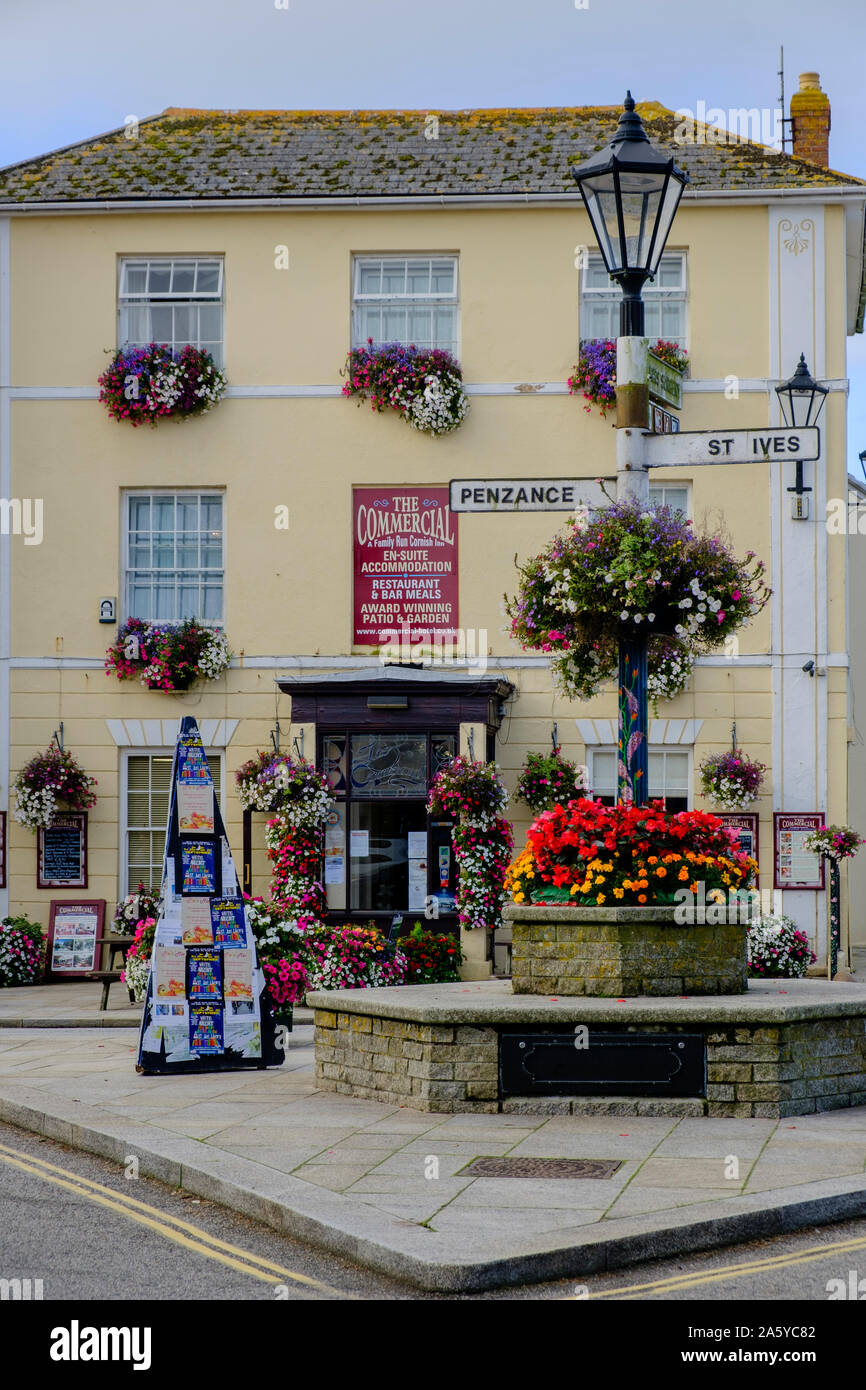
[{"x1": 507, "y1": 800, "x2": 755, "y2": 908}]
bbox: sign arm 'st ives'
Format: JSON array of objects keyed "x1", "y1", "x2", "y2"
[{"x1": 644, "y1": 427, "x2": 820, "y2": 468}]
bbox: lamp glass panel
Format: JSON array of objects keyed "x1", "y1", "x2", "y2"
[
  {"x1": 580, "y1": 175, "x2": 618, "y2": 272},
  {"x1": 616, "y1": 171, "x2": 664, "y2": 271},
  {"x1": 646, "y1": 177, "x2": 684, "y2": 276}
]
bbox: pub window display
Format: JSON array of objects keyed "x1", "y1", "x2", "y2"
[{"x1": 320, "y1": 731, "x2": 458, "y2": 918}]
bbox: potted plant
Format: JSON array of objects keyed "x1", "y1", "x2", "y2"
[
  {"x1": 119, "y1": 916, "x2": 158, "y2": 1004},
  {"x1": 12, "y1": 745, "x2": 97, "y2": 832},
  {"x1": 747, "y1": 913, "x2": 816, "y2": 978},
  {"x1": 504, "y1": 799, "x2": 757, "y2": 996},
  {"x1": 699, "y1": 748, "x2": 766, "y2": 811},
  {"x1": 0, "y1": 915, "x2": 45, "y2": 987},
  {"x1": 515, "y1": 748, "x2": 588, "y2": 814},
  {"x1": 105, "y1": 617, "x2": 231, "y2": 691},
  {"x1": 396, "y1": 922, "x2": 464, "y2": 984},
  {"x1": 98, "y1": 343, "x2": 226, "y2": 426},
  {"x1": 262, "y1": 954, "x2": 310, "y2": 1030},
  {"x1": 341, "y1": 339, "x2": 469, "y2": 436}
]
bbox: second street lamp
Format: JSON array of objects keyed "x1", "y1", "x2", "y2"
[
  {"x1": 572, "y1": 95, "x2": 688, "y2": 806},
  {"x1": 776, "y1": 354, "x2": 828, "y2": 517}
]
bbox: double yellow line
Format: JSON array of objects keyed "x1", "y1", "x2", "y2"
[
  {"x1": 568, "y1": 1232, "x2": 866, "y2": 1298},
  {"x1": 0, "y1": 1138, "x2": 353, "y2": 1299}
]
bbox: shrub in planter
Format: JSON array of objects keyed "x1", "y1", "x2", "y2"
[
  {"x1": 342, "y1": 339, "x2": 469, "y2": 436},
  {"x1": 747, "y1": 913, "x2": 816, "y2": 978},
  {"x1": 515, "y1": 748, "x2": 588, "y2": 814},
  {"x1": 13, "y1": 746, "x2": 97, "y2": 832},
  {"x1": 303, "y1": 924, "x2": 408, "y2": 991},
  {"x1": 105, "y1": 617, "x2": 231, "y2": 691},
  {"x1": 245, "y1": 897, "x2": 315, "y2": 969},
  {"x1": 0, "y1": 915, "x2": 45, "y2": 987},
  {"x1": 506, "y1": 495, "x2": 770, "y2": 701},
  {"x1": 98, "y1": 343, "x2": 226, "y2": 426},
  {"x1": 396, "y1": 923, "x2": 464, "y2": 984},
  {"x1": 506, "y1": 799, "x2": 756, "y2": 908},
  {"x1": 262, "y1": 956, "x2": 310, "y2": 1018}
]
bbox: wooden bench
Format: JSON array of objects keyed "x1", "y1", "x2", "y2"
[{"x1": 86, "y1": 935, "x2": 136, "y2": 1012}]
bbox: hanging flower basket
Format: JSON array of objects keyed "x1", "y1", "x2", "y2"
[
  {"x1": 13, "y1": 745, "x2": 97, "y2": 832},
  {"x1": 105, "y1": 618, "x2": 231, "y2": 691},
  {"x1": 803, "y1": 824, "x2": 864, "y2": 860},
  {"x1": 568, "y1": 338, "x2": 687, "y2": 417},
  {"x1": 342, "y1": 339, "x2": 469, "y2": 436},
  {"x1": 699, "y1": 749, "x2": 766, "y2": 811},
  {"x1": 236, "y1": 752, "x2": 331, "y2": 823},
  {"x1": 506, "y1": 496, "x2": 770, "y2": 701},
  {"x1": 428, "y1": 757, "x2": 513, "y2": 931},
  {"x1": 515, "y1": 748, "x2": 588, "y2": 814},
  {"x1": 98, "y1": 343, "x2": 227, "y2": 426},
  {"x1": 647, "y1": 634, "x2": 696, "y2": 709}
]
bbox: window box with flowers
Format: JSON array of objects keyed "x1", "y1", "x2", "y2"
[
  {"x1": 98, "y1": 343, "x2": 226, "y2": 426},
  {"x1": 568, "y1": 338, "x2": 687, "y2": 418},
  {"x1": 105, "y1": 618, "x2": 231, "y2": 691},
  {"x1": 504, "y1": 799, "x2": 757, "y2": 995},
  {"x1": 515, "y1": 748, "x2": 589, "y2": 815},
  {"x1": 342, "y1": 340, "x2": 469, "y2": 436}
]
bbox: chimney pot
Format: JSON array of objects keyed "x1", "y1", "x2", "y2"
[{"x1": 791, "y1": 71, "x2": 830, "y2": 166}]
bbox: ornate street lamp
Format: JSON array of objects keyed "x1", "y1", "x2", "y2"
[
  {"x1": 571, "y1": 95, "x2": 688, "y2": 806},
  {"x1": 775, "y1": 353, "x2": 828, "y2": 429},
  {"x1": 572, "y1": 93, "x2": 689, "y2": 335},
  {"x1": 776, "y1": 354, "x2": 828, "y2": 511}
]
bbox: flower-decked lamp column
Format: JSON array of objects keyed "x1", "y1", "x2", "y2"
[{"x1": 572, "y1": 94, "x2": 688, "y2": 804}]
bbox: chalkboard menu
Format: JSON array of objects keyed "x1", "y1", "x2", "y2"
[{"x1": 37, "y1": 812, "x2": 88, "y2": 889}]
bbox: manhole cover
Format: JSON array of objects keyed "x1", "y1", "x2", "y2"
[{"x1": 459, "y1": 1157, "x2": 622, "y2": 1180}]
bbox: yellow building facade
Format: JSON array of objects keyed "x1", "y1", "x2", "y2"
[{"x1": 0, "y1": 102, "x2": 864, "y2": 975}]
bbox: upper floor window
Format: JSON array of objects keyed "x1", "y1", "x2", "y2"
[
  {"x1": 118, "y1": 258, "x2": 225, "y2": 367},
  {"x1": 580, "y1": 252, "x2": 687, "y2": 348},
  {"x1": 124, "y1": 491, "x2": 224, "y2": 624},
  {"x1": 352, "y1": 256, "x2": 459, "y2": 354}
]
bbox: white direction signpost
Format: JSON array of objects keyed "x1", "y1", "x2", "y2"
[
  {"x1": 449, "y1": 478, "x2": 613, "y2": 512},
  {"x1": 644, "y1": 426, "x2": 820, "y2": 469}
]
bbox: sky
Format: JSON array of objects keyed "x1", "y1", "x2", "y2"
[{"x1": 1, "y1": 0, "x2": 865, "y2": 473}]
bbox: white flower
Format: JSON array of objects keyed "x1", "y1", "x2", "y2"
[{"x1": 647, "y1": 613, "x2": 655, "y2": 622}]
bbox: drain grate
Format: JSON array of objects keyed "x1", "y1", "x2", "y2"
[{"x1": 459, "y1": 1157, "x2": 622, "y2": 1180}]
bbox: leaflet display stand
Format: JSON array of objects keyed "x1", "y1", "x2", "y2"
[{"x1": 136, "y1": 716, "x2": 284, "y2": 1074}]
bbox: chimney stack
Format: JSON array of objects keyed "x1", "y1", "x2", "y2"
[{"x1": 790, "y1": 72, "x2": 830, "y2": 166}]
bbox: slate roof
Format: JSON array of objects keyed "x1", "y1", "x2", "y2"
[{"x1": 0, "y1": 103, "x2": 863, "y2": 204}]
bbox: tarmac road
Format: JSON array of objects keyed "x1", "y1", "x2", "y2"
[{"x1": 2, "y1": 1119, "x2": 865, "y2": 1307}]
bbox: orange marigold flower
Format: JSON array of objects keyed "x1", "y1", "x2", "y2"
[
  {"x1": 656, "y1": 866, "x2": 666, "y2": 877},
  {"x1": 638, "y1": 894, "x2": 647, "y2": 903}
]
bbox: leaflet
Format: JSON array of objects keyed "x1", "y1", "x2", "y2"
[
  {"x1": 223, "y1": 949, "x2": 253, "y2": 1003},
  {"x1": 211, "y1": 896, "x2": 246, "y2": 948},
  {"x1": 190, "y1": 1003, "x2": 224, "y2": 1055},
  {"x1": 153, "y1": 943, "x2": 186, "y2": 1000},
  {"x1": 181, "y1": 896, "x2": 214, "y2": 946},
  {"x1": 177, "y1": 782, "x2": 215, "y2": 835},
  {"x1": 178, "y1": 838, "x2": 219, "y2": 896},
  {"x1": 177, "y1": 736, "x2": 210, "y2": 784},
  {"x1": 187, "y1": 947, "x2": 223, "y2": 1002},
  {"x1": 224, "y1": 1018, "x2": 262, "y2": 1059}
]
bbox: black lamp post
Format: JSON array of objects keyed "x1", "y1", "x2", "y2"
[
  {"x1": 571, "y1": 93, "x2": 689, "y2": 335},
  {"x1": 776, "y1": 354, "x2": 828, "y2": 506},
  {"x1": 571, "y1": 95, "x2": 688, "y2": 806}
]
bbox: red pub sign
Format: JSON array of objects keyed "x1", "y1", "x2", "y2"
[{"x1": 353, "y1": 486, "x2": 459, "y2": 645}]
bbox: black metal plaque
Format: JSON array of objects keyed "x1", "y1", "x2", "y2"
[{"x1": 500, "y1": 1031, "x2": 706, "y2": 1098}]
